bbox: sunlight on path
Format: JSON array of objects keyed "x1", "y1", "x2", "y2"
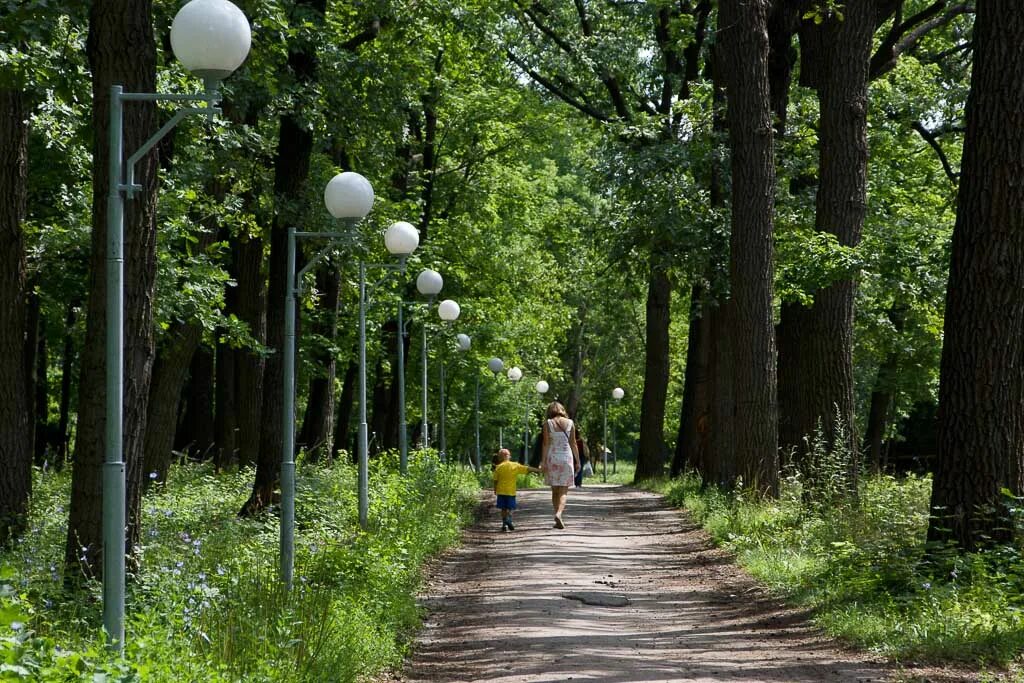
[{"x1": 401, "y1": 485, "x2": 891, "y2": 683}]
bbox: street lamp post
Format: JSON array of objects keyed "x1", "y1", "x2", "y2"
[
  {"x1": 611, "y1": 387, "x2": 625, "y2": 474},
  {"x1": 533, "y1": 380, "x2": 549, "y2": 467},
  {"x1": 507, "y1": 366, "x2": 522, "y2": 461},
  {"x1": 355, "y1": 222, "x2": 420, "y2": 528},
  {"x1": 487, "y1": 357, "x2": 504, "y2": 449},
  {"x1": 283, "y1": 172, "x2": 375, "y2": 589},
  {"x1": 103, "y1": 0, "x2": 250, "y2": 650},
  {"x1": 437, "y1": 299, "x2": 461, "y2": 462},
  {"x1": 414, "y1": 269, "x2": 443, "y2": 454},
  {"x1": 454, "y1": 333, "x2": 475, "y2": 469}
]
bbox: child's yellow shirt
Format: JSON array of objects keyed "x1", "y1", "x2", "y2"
[{"x1": 493, "y1": 461, "x2": 530, "y2": 496}]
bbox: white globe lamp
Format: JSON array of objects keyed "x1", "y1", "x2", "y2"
[
  {"x1": 488, "y1": 357, "x2": 504, "y2": 375},
  {"x1": 324, "y1": 172, "x2": 374, "y2": 220},
  {"x1": 417, "y1": 269, "x2": 443, "y2": 297},
  {"x1": 536, "y1": 380, "x2": 549, "y2": 395},
  {"x1": 438, "y1": 299, "x2": 460, "y2": 322},
  {"x1": 612, "y1": 387, "x2": 625, "y2": 401},
  {"x1": 170, "y1": 0, "x2": 252, "y2": 81},
  {"x1": 384, "y1": 221, "x2": 419, "y2": 256},
  {"x1": 456, "y1": 333, "x2": 471, "y2": 351},
  {"x1": 507, "y1": 367, "x2": 522, "y2": 382}
]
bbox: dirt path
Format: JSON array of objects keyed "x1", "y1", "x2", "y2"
[{"x1": 400, "y1": 484, "x2": 976, "y2": 683}]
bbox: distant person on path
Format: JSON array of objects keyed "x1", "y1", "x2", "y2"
[
  {"x1": 492, "y1": 448, "x2": 540, "y2": 532},
  {"x1": 540, "y1": 401, "x2": 580, "y2": 529}
]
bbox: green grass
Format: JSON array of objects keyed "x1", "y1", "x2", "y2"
[
  {"x1": 0, "y1": 450, "x2": 478, "y2": 681},
  {"x1": 652, "y1": 471, "x2": 1024, "y2": 667}
]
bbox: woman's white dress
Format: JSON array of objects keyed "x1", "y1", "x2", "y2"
[{"x1": 544, "y1": 418, "x2": 575, "y2": 487}]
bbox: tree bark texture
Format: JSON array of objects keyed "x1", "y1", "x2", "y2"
[
  {"x1": 298, "y1": 268, "x2": 340, "y2": 462},
  {"x1": 719, "y1": 0, "x2": 779, "y2": 495},
  {"x1": 228, "y1": 234, "x2": 264, "y2": 467},
  {"x1": 142, "y1": 321, "x2": 202, "y2": 488},
  {"x1": 25, "y1": 291, "x2": 42, "y2": 465},
  {"x1": 0, "y1": 87, "x2": 31, "y2": 546},
  {"x1": 672, "y1": 286, "x2": 711, "y2": 478},
  {"x1": 67, "y1": 0, "x2": 159, "y2": 575},
  {"x1": 928, "y1": 0, "x2": 1024, "y2": 550},
  {"x1": 776, "y1": 3, "x2": 873, "y2": 474},
  {"x1": 244, "y1": 0, "x2": 325, "y2": 515},
  {"x1": 634, "y1": 256, "x2": 671, "y2": 481}
]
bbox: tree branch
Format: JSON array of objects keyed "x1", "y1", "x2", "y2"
[
  {"x1": 506, "y1": 49, "x2": 612, "y2": 122},
  {"x1": 340, "y1": 17, "x2": 385, "y2": 52},
  {"x1": 870, "y1": 3, "x2": 973, "y2": 80},
  {"x1": 911, "y1": 120, "x2": 959, "y2": 185}
]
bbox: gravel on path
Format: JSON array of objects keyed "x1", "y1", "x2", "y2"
[{"x1": 399, "y1": 484, "x2": 982, "y2": 683}]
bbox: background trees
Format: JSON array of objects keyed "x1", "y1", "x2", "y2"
[{"x1": 8, "y1": 0, "x2": 1021, "y2": 586}]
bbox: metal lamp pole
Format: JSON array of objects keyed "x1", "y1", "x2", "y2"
[
  {"x1": 436, "y1": 300, "x2": 462, "y2": 462},
  {"x1": 103, "y1": 0, "x2": 251, "y2": 650},
  {"x1": 602, "y1": 398, "x2": 608, "y2": 483},
  {"x1": 611, "y1": 387, "x2": 624, "y2": 475},
  {"x1": 487, "y1": 358, "x2": 504, "y2": 451},
  {"x1": 506, "y1": 366, "x2": 522, "y2": 461},
  {"x1": 355, "y1": 223, "x2": 420, "y2": 528},
  {"x1": 533, "y1": 381, "x2": 549, "y2": 467},
  {"x1": 282, "y1": 172, "x2": 376, "y2": 589}
]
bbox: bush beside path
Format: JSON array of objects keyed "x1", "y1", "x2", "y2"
[{"x1": 399, "y1": 485, "x2": 978, "y2": 683}]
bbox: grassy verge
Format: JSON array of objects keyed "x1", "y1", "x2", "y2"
[
  {"x1": 651, "y1": 471, "x2": 1024, "y2": 667},
  {"x1": 0, "y1": 450, "x2": 478, "y2": 681}
]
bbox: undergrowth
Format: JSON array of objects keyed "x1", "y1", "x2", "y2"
[
  {"x1": 661, "y1": 431, "x2": 1024, "y2": 666},
  {"x1": 0, "y1": 449, "x2": 478, "y2": 681}
]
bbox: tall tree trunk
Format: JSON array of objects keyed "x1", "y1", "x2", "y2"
[
  {"x1": 0, "y1": 86, "x2": 31, "y2": 546},
  {"x1": 928, "y1": 0, "x2": 1024, "y2": 550},
  {"x1": 214, "y1": 339, "x2": 237, "y2": 469},
  {"x1": 298, "y1": 267, "x2": 340, "y2": 463},
  {"x1": 672, "y1": 286, "x2": 709, "y2": 478},
  {"x1": 720, "y1": 0, "x2": 779, "y2": 495},
  {"x1": 230, "y1": 234, "x2": 264, "y2": 467},
  {"x1": 634, "y1": 254, "x2": 671, "y2": 481},
  {"x1": 142, "y1": 321, "x2": 202, "y2": 488},
  {"x1": 56, "y1": 300, "x2": 79, "y2": 469},
  {"x1": 706, "y1": 300, "x2": 737, "y2": 488},
  {"x1": 244, "y1": 0, "x2": 326, "y2": 515},
  {"x1": 777, "y1": 2, "x2": 873, "y2": 472},
  {"x1": 369, "y1": 355, "x2": 389, "y2": 454},
  {"x1": 334, "y1": 358, "x2": 358, "y2": 460},
  {"x1": 178, "y1": 344, "x2": 215, "y2": 458},
  {"x1": 67, "y1": 0, "x2": 159, "y2": 574},
  {"x1": 26, "y1": 291, "x2": 43, "y2": 465}
]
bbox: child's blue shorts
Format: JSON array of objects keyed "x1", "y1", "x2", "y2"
[{"x1": 495, "y1": 494, "x2": 517, "y2": 510}]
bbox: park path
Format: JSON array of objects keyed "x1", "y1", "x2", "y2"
[{"x1": 399, "y1": 484, "x2": 969, "y2": 683}]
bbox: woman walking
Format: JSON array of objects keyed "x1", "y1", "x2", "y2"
[{"x1": 540, "y1": 401, "x2": 580, "y2": 528}]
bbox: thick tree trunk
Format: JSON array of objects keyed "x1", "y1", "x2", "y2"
[
  {"x1": 230, "y1": 234, "x2": 264, "y2": 467},
  {"x1": 634, "y1": 256, "x2": 671, "y2": 481},
  {"x1": 928, "y1": 1, "x2": 1024, "y2": 550},
  {"x1": 369, "y1": 355, "x2": 389, "y2": 454},
  {"x1": 142, "y1": 321, "x2": 202, "y2": 488},
  {"x1": 705, "y1": 301, "x2": 737, "y2": 488},
  {"x1": 777, "y1": 2, "x2": 873, "y2": 473},
  {"x1": 719, "y1": 0, "x2": 779, "y2": 495},
  {"x1": 67, "y1": 0, "x2": 159, "y2": 574},
  {"x1": 0, "y1": 87, "x2": 31, "y2": 546},
  {"x1": 298, "y1": 268, "x2": 340, "y2": 463},
  {"x1": 672, "y1": 286, "x2": 710, "y2": 478},
  {"x1": 864, "y1": 385, "x2": 891, "y2": 474},
  {"x1": 244, "y1": 0, "x2": 325, "y2": 515}
]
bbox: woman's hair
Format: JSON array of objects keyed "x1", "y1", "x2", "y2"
[{"x1": 546, "y1": 401, "x2": 568, "y2": 419}]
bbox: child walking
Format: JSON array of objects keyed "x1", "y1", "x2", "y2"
[{"x1": 492, "y1": 448, "x2": 540, "y2": 532}]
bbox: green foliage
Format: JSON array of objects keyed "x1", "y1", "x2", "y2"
[
  {"x1": 660, "y1": 471, "x2": 1024, "y2": 665},
  {"x1": 0, "y1": 454, "x2": 478, "y2": 681}
]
